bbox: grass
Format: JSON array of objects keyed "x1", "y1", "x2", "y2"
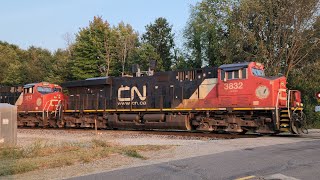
[
  {"x1": 123, "y1": 149, "x2": 145, "y2": 159},
  {"x1": 0, "y1": 139, "x2": 168, "y2": 176}
]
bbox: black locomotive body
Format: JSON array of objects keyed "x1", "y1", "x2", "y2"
[{"x1": 62, "y1": 67, "x2": 218, "y2": 131}]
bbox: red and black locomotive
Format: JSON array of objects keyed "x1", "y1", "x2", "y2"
[{"x1": 0, "y1": 62, "x2": 305, "y2": 134}]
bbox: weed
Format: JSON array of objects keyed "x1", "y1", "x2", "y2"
[
  {"x1": 91, "y1": 139, "x2": 109, "y2": 148},
  {"x1": 123, "y1": 149, "x2": 144, "y2": 159},
  {"x1": 0, "y1": 146, "x2": 24, "y2": 160},
  {"x1": 0, "y1": 139, "x2": 167, "y2": 176},
  {"x1": 0, "y1": 160, "x2": 38, "y2": 176}
]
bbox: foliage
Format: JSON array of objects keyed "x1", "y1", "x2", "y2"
[
  {"x1": 172, "y1": 48, "x2": 191, "y2": 70},
  {"x1": 288, "y1": 59, "x2": 320, "y2": 127},
  {"x1": 142, "y1": 17, "x2": 175, "y2": 71},
  {"x1": 0, "y1": 42, "x2": 23, "y2": 85},
  {"x1": 129, "y1": 43, "x2": 162, "y2": 71},
  {"x1": 0, "y1": 42, "x2": 65, "y2": 85},
  {"x1": 184, "y1": 0, "x2": 236, "y2": 67},
  {"x1": 229, "y1": 0, "x2": 320, "y2": 76},
  {"x1": 71, "y1": 16, "x2": 111, "y2": 80},
  {"x1": 112, "y1": 22, "x2": 139, "y2": 76}
]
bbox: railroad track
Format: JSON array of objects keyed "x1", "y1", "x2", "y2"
[{"x1": 18, "y1": 127, "x2": 261, "y2": 139}]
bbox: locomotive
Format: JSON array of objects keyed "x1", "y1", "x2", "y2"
[
  {"x1": 0, "y1": 82, "x2": 65, "y2": 127},
  {"x1": 0, "y1": 62, "x2": 306, "y2": 134}
]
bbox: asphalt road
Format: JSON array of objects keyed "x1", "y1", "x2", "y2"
[{"x1": 70, "y1": 139, "x2": 320, "y2": 180}]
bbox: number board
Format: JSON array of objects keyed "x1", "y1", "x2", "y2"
[{"x1": 223, "y1": 82, "x2": 244, "y2": 90}]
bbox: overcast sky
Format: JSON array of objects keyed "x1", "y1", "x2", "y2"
[{"x1": 0, "y1": 0, "x2": 200, "y2": 51}]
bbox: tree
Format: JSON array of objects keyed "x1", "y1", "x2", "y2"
[
  {"x1": 62, "y1": 32, "x2": 75, "y2": 57},
  {"x1": 72, "y1": 16, "x2": 112, "y2": 80},
  {"x1": 172, "y1": 48, "x2": 191, "y2": 70},
  {"x1": 45, "y1": 49, "x2": 70, "y2": 84},
  {"x1": 287, "y1": 16, "x2": 320, "y2": 127},
  {"x1": 113, "y1": 22, "x2": 139, "y2": 76},
  {"x1": 0, "y1": 42, "x2": 19, "y2": 84},
  {"x1": 142, "y1": 17, "x2": 175, "y2": 71},
  {"x1": 0, "y1": 41, "x2": 23, "y2": 85},
  {"x1": 184, "y1": 0, "x2": 236, "y2": 67},
  {"x1": 129, "y1": 43, "x2": 161, "y2": 71},
  {"x1": 229, "y1": 0, "x2": 320, "y2": 76},
  {"x1": 23, "y1": 46, "x2": 54, "y2": 83}
]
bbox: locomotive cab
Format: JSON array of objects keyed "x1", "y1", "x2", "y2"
[
  {"x1": 217, "y1": 62, "x2": 304, "y2": 134},
  {"x1": 217, "y1": 62, "x2": 297, "y2": 108},
  {"x1": 19, "y1": 82, "x2": 64, "y2": 112}
]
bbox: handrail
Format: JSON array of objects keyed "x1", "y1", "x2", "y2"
[
  {"x1": 287, "y1": 90, "x2": 292, "y2": 119},
  {"x1": 275, "y1": 90, "x2": 280, "y2": 129},
  {"x1": 42, "y1": 100, "x2": 50, "y2": 120},
  {"x1": 54, "y1": 100, "x2": 61, "y2": 118},
  {"x1": 46, "y1": 100, "x2": 52, "y2": 118},
  {"x1": 47, "y1": 100, "x2": 59, "y2": 117}
]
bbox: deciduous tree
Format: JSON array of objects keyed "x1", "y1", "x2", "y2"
[
  {"x1": 142, "y1": 17, "x2": 175, "y2": 71},
  {"x1": 184, "y1": 0, "x2": 236, "y2": 67},
  {"x1": 230, "y1": 0, "x2": 320, "y2": 76},
  {"x1": 72, "y1": 16, "x2": 112, "y2": 79}
]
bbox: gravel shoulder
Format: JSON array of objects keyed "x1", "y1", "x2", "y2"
[{"x1": 3, "y1": 129, "x2": 320, "y2": 180}]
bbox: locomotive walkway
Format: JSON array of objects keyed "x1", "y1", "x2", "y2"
[{"x1": 70, "y1": 139, "x2": 320, "y2": 180}]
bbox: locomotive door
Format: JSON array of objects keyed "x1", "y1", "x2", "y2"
[
  {"x1": 154, "y1": 85, "x2": 163, "y2": 109},
  {"x1": 172, "y1": 86, "x2": 182, "y2": 108}
]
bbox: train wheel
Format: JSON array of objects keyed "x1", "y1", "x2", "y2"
[
  {"x1": 291, "y1": 112, "x2": 308, "y2": 134},
  {"x1": 239, "y1": 129, "x2": 248, "y2": 135}
]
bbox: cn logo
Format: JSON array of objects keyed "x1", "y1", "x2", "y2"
[{"x1": 118, "y1": 85, "x2": 147, "y2": 102}]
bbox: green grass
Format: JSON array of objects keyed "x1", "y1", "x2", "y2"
[
  {"x1": 0, "y1": 140, "x2": 168, "y2": 176},
  {"x1": 123, "y1": 149, "x2": 144, "y2": 159}
]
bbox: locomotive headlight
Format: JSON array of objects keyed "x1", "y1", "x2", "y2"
[{"x1": 316, "y1": 92, "x2": 320, "y2": 99}]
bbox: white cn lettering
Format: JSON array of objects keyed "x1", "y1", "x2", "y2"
[{"x1": 118, "y1": 85, "x2": 146, "y2": 102}]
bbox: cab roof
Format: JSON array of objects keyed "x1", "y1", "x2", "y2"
[{"x1": 219, "y1": 62, "x2": 250, "y2": 71}]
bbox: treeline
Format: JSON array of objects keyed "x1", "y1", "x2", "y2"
[{"x1": 0, "y1": 0, "x2": 319, "y2": 126}]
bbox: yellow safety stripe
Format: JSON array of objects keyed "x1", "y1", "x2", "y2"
[
  {"x1": 64, "y1": 107, "x2": 277, "y2": 113},
  {"x1": 233, "y1": 107, "x2": 275, "y2": 110},
  {"x1": 19, "y1": 107, "x2": 304, "y2": 113}
]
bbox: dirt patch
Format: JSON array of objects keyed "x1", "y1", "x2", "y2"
[
  {"x1": 2, "y1": 129, "x2": 319, "y2": 180},
  {"x1": 0, "y1": 138, "x2": 169, "y2": 177}
]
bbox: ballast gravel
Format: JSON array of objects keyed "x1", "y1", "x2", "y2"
[{"x1": 4, "y1": 128, "x2": 320, "y2": 180}]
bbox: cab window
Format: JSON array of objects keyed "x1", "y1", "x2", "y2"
[
  {"x1": 234, "y1": 70, "x2": 239, "y2": 79},
  {"x1": 242, "y1": 68, "x2": 247, "y2": 79},
  {"x1": 227, "y1": 70, "x2": 240, "y2": 80},
  {"x1": 221, "y1": 68, "x2": 247, "y2": 80},
  {"x1": 227, "y1": 71, "x2": 233, "y2": 80},
  {"x1": 53, "y1": 88, "x2": 62, "y2": 92},
  {"x1": 252, "y1": 68, "x2": 265, "y2": 77},
  {"x1": 221, "y1": 70, "x2": 225, "y2": 80},
  {"x1": 24, "y1": 87, "x2": 34, "y2": 94}
]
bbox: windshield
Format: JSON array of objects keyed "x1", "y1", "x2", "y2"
[
  {"x1": 252, "y1": 68, "x2": 265, "y2": 77},
  {"x1": 37, "y1": 86, "x2": 54, "y2": 94}
]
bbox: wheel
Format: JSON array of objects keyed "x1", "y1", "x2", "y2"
[
  {"x1": 301, "y1": 127, "x2": 308, "y2": 134},
  {"x1": 291, "y1": 112, "x2": 308, "y2": 134},
  {"x1": 239, "y1": 129, "x2": 248, "y2": 135}
]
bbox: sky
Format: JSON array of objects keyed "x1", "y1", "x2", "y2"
[{"x1": 0, "y1": 0, "x2": 200, "y2": 51}]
